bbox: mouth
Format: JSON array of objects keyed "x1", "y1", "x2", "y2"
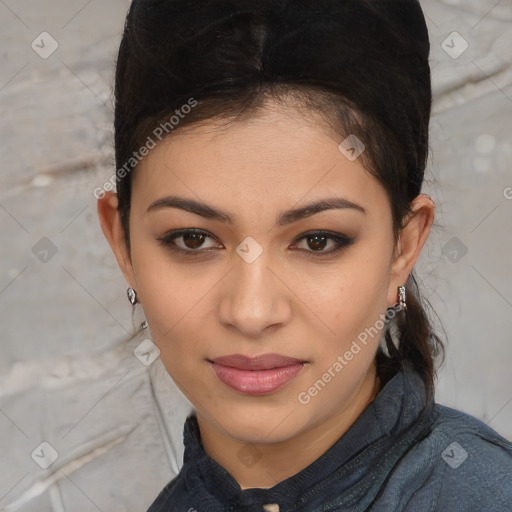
[{"x1": 207, "y1": 353, "x2": 307, "y2": 395}]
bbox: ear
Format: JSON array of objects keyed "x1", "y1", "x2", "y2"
[
  {"x1": 387, "y1": 194, "x2": 435, "y2": 307},
  {"x1": 97, "y1": 191, "x2": 137, "y2": 289}
]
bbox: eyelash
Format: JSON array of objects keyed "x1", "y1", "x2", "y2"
[{"x1": 156, "y1": 228, "x2": 354, "y2": 258}]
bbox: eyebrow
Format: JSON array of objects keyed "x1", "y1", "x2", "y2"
[{"x1": 146, "y1": 194, "x2": 366, "y2": 226}]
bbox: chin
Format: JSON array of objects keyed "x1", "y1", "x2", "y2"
[{"x1": 212, "y1": 402, "x2": 307, "y2": 443}]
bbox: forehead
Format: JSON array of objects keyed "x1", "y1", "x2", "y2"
[{"x1": 132, "y1": 104, "x2": 388, "y2": 219}]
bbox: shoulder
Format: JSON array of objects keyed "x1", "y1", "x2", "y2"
[
  {"x1": 430, "y1": 403, "x2": 512, "y2": 468},
  {"x1": 389, "y1": 403, "x2": 512, "y2": 511}
]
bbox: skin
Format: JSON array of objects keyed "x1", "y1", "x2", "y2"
[{"x1": 97, "y1": 100, "x2": 435, "y2": 490}]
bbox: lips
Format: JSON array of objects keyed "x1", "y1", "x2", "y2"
[{"x1": 208, "y1": 353, "x2": 307, "y2": 395}]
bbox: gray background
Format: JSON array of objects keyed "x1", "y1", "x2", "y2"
[{"x1": 1, "y1": 0, "x2": 511, "y2": 510}]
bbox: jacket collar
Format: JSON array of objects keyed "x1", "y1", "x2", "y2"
[{"x1": 180, "y1": 362, "x2": 435, "y2": 509}]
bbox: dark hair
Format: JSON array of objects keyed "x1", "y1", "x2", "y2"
[{"x1": 113, "y1": 0, "x2": 445, "y2": 399}]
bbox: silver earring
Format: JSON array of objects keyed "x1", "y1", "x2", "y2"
[
  {"x1": 127, "y1": 287, "x2": 138, "y2": 305},
  {"x1": 380, "y1": 285, "x2": 406, "y2": 357},
  {"x1": 398, "y1": 285, "x2": 407, "y2": 312}
]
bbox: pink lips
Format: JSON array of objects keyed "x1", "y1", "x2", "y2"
[{"x1": 209, "y1": 353, "x2": 306, "y2": 395}]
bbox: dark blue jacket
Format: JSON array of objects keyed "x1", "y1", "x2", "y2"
[{"x1": 146, "y1": 364, "x2": 512, "y2": 511}]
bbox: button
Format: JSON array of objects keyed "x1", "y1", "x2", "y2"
[{"x1": 262, "y1": 504, "x2": 279, "y2": 512}]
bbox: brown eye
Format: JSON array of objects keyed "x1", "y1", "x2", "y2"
[
  {"x1": 182, "y1": 232, "x2": 206, "y2": 249},
  {"x1": 306, "y1": 234, "x2": 329, "y2": 251},
  {"x1": 293, "y1": 231, "x2": 354, "y2": 255},
  {"x1": 157, "y1": 229, "x2": 220, "y2": 255}
]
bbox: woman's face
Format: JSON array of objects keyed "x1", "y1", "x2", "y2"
[{"x1": 101, "y1": 102, "x2": 428, "y2": 445}]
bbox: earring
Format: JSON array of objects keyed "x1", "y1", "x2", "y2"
[
  {"x1": 398, "y1": 285, "x2": 407, "y2": 312},
  {"x1": 127, "y1": 287, "x2": 138, "y2": 305}
]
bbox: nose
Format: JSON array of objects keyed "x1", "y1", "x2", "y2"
[{"x1": 217, "y1": 251, "x2": 292, "y2": 337}]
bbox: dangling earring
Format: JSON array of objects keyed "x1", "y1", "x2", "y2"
[
  {"x1": 127, "y1": 288, "x2": 147, "y2": 329},
  {"x1": 380, "y1": 284, "x2": 407, "y2": 356},
  {"x1": 127, "y1": 287, "x2": 138, "y2": 305},
  {"x1": 398, "y1": 285, "x2": 407, "y2": 312}
]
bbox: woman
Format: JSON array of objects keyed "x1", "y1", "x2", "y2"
[{"x1": 97, "y1": 0, "x2": 512, "y2": 510}]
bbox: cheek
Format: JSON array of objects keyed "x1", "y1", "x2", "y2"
[
  {"x1": 324, "y1": 251, "x2": 389, "y2": 319},
  {"x1": 129, "y1": 243, "x2": 196, "y2": 345},
  {"x1": 314, "y1": 253, "x2": 391, "y2": 364},
  {"x1": 130, "y1": 234, "x2": 200, "y2": 319}
]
